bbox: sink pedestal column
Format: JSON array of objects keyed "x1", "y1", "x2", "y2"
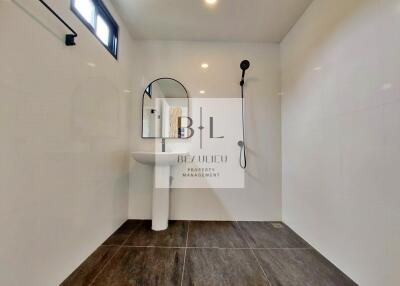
[
  {"x1": 131, "y1": 151, "x2": 187, "y2": 232},
  {"x1": 152, "y1": 165, "x2": 170, "y2": 231}
]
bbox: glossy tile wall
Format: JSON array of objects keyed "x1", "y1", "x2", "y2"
[
  {"x1": 129, "y1": 41, "x2": 282, "y2": 221},
  {"x1": 0, "y1": 0, "x2": 134, "y2": 285},
  {"x1": 281, "y1": 0, "x2": 400, "y2": 285}
]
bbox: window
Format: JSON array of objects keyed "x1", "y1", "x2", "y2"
[{"x1": 71, "y1": 0, "x2": 119, "y2": 59}]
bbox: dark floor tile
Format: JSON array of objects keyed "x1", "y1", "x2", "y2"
[
  {"x1": 124, "y1": 220, "x2": 188, "y2": 247},
  {"x1": 188, "y1": 221, "x2": 249, "y2": 248},
  {"x1": 91, "y1": 247, "x2": 185, "y2": 286},
  {"x1": 238, "y1": 222, "x2": 310, "y2": 248},
  {"x1": 61, "y1": 246, "x2": 118, "y2": 286},
  {"x1": 102, "y1": 220, "x2": 144, "y2": 246},
  {"x1": 182, "y1": 248, "x2": 268, "y2": 286},
  {"x1": 255, "y1": 249, "x2": 357, "y2": 286}
]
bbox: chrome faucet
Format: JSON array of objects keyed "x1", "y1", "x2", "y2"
[{"x1": 161, "y1": 138, "x2": 166, "y2": 152}]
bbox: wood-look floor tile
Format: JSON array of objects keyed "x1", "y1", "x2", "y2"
[
  {"x1": 255, "y1": 249, "x2": 357, "y2": 286},
  {"x1": 91, "y1": 247, "x2": 185, "y2": 286},
  {"x1": 182, "y1": 248, "x2": 269, "y2": 286},
  {"x1": 124, "y1": 220, "x2": 188, "y2": 247},
  {"x1": 238, "y1": 222, "x2": 310, "y2": 248},
  {"x1": 60, "y1": 246, "x2": 118, "y2": 286},
  {"x1": 102, "y1": 220, "x2": 144, "y2": 246},
  {"x1": 188, "y1": 221, "x2": 249, "y2": 248}
]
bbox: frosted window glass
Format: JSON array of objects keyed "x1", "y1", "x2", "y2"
[
  {"x1": 74, "y1": 0, "x2": 95, "y2": 26},
  {"x1": 96, "y1": 15, "x2": 110, "y2": 45}
]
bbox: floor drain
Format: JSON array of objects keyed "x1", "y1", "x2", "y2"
[{"x1": 272, "y1": 223, "x2": 284, "y2": 229}]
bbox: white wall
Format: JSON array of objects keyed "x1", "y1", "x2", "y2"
[
  {"x1": 0, "y1": 0, "x2": 134, "y2": 285},
  {"x1": 130, "y1": 41, "x2": 282, "y2": 221},
  {"x1": 281, "y1": 0, "x2": 400, "y2": 285}
]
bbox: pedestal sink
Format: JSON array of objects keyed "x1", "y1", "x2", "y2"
[{"x1": 131, "y1": 151, "x2": 187, "y2": 231}]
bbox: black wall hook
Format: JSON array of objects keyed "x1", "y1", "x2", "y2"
[{"x1": 38, "y1": 0, "x2": 77, "y2": 46}]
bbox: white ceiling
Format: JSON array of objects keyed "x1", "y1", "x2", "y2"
[{"x1": 110, "y1": 0, "x2": 313, "y2": 43}]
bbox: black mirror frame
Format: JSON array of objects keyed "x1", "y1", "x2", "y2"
[{"x1": 141, "y1": 77, "x2": 190, "y2": 139}]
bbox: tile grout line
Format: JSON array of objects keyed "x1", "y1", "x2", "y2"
[
  {"x1": 180, "y1": 221, "x2": 190, "y2": 286},
  {"x1": 249, "y1": 248, "x2": 273, "y2": 286},
  {"x1": 107, "y1": 245, "x2": 312, "y2": 250},
  {"x1": 235, "y1": 221, "x2": 272, "y2": 286},
  {"x1": 88, "y1": 221, "x2": 142, "y2": 286}
]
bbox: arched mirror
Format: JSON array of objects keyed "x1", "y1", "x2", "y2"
[{"x1": 141, "y1": 78, "x2": 189, "y2": 138}]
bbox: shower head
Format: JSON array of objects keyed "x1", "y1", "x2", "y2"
[
  {"x1": 240, "y1": 60, "x2": 250, "y2": 86},
  {"x1": 240, "y1": 60, "x2": 250, "y2": 72}
]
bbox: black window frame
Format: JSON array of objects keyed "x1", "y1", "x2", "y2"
[{"x1": 71, "y1": 0, "x2": 119, "y2": 59}]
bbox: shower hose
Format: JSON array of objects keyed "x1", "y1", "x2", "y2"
[{"x1": 239, "y1": 83, "x2": 247, "y2": 169}]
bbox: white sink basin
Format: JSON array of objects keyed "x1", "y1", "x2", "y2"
[
  {"x1": 131, "y1": 151, "x2": 188, "y2": 231},
  {"x1": 131, "y1": 151, "x2": 186, "y2": 166}
]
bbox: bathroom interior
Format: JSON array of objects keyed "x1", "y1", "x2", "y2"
[{"x1": 1, "y1": 0, "x2": 399, "y2": 285}]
